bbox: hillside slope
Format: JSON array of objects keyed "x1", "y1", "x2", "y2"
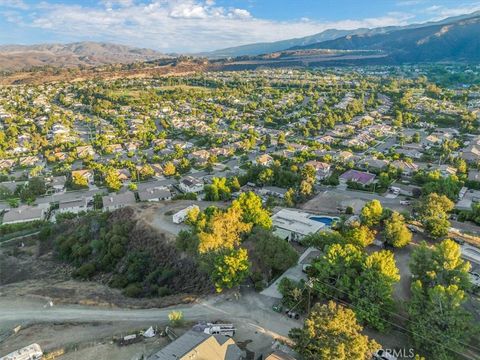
[
  {"x1": 292, "y1": 15, "x2": 480, "y2": 63},
  {"x1": 0, "y1": 42, "x2": 168, "y2": 71}
]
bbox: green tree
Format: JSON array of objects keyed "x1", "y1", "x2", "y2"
[
  {"x1": 168, "y1": 310, "x2": 184, "y2": 326},
  {"x1": 212, "y1": 248, "x2": 250, "y2": 292},
  {"x1": 353, "y1": 250, "x2": 400, "y2": 331},
  {"x1": 105, "y1": 168, "x2": 122, "y2": 191},
  {"x1": 344, "y1": 225, "x2": 376, "y2": 248},
  {"x1": 410, "y1": 239, "x2": 471, "y2": 290},
  {"x1": 163, "y1": 161, "x2": 176, "y2": 176},
  {"x1": 251, "y1": 228, "x2": 299, "y2": 279},
  {"x1": 418, "y1": 193, "x2": 454, "y2": 239},
  {"x1": 72, "y1": 172, "x2": 89, "y2": 188},
  {"x1": 360, "y1": 200, "x2": 383, "y2": 227},
  {"x1": 289, "y1": 301, "x2": 380, "y2": 360},
  {"x1": 408, "y1": 281, "x2": 476, "y2": 360},
  {"x1": 383, "y1": 212, "x2": 412, "y2": 248},
  {"x1": 232, "y1": 192, "x2": 272, "y2": 229},
  {"x1": 198, "y1": 205, "x2": 252, "y2": 253}
]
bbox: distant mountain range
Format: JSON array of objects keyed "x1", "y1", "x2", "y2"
[
  {"x1": 1, "y1": 11, "x2": 479, "y2": 73},
  {"x1": 203, "y1": 11, "x2": 480, "y2": 60},
  {"x1": 290, "y1": 13, "x2": 480, "y2": 63},
  {"x1": 0, "y1": 42, "x2": 168, "y2": 71}
]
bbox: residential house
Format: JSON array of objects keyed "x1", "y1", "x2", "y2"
[
  {"x1": 259, "y1": 186, "x2": 287, "y2": 199},
  {"x1": 334, "y1": 151, "x2": 354, "y2": 163},
  {"x1": 58, "y1": 198, "x2": 88, "y2": 214},
  {"x1": 2, "y1": 206, "x2": 45, "y2": 225},
  {"x1": 255, "y1": 154, "x2": 274, "y2": 167},
  {"x1": 76, "y1": 145, "x2": 95, "y2": 158},
  {"x1": 339, "y1": 169, "x2": 376, "y2": 186},
  {"x1": 390, "y1": 183, "x2": 422, "y2": 197},
  {"x1": 305, "y1": 160, "x2": 331, "y2": 180},
  {"x1": 0, "y1": 159, "x2": 15, "y2": 171},
  {"x1": 395, "y1": 147, "x2": 423, "y2": 160},
  {"x1": 150, "y1": 164, "x2": 163, "y2": 178},
  {"x1": 265, "y1": 351, "x2": 297, "y2": 360},
  {"x1": 147, "y1": 330, "x2": 245, "y2": 360},
  {"x1": 179, "y1": 176, "x2": 204, "y2": 194},
  {"x1": 468, "y1": 170, "x2": 480, "y2": 182},
  {"x1": 391, "y1": 160, "x2": 419, "y2": 176},
  {"x1": 71, "y1": 169, "x2": 94, "y2": 185},
  {"x1": 189, "y1": 149, "x2": 211, "y2": 164},
  {"x1": 102, "y1": 191, "x2": 136, "y2": 212},
  {"x1": 272, "y1": 209, "x2": 325, "y2": 242},
  {"x1": 358, "y1": 157, "x2": 389, "y2": 172},
  {"x1": 19, "y1": 156, "x2": 41, "y2": 167},
  {"x1": 117, "y1": 168, "x2": 132, "y2": 182},
  {"x1": 51, "y1": 175, "x2": 67, "y2": 193},
  {"x1": 106, "y1": 144, "x2": 123, "y2": 154},
  {"x1": 138, "y1": 187, "x2": 171, "y2": 202}
]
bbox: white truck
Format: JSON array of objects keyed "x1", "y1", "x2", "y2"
[
  {"x1": 203, "y1": 323, "x2": 236, "y2": 337},
  {"x1": 192, "y1": 322, "x2": 236, "y2": 337}
]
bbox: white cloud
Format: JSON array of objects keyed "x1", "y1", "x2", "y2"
[
  {"x1": 4, "y1": 0, "x2": 416, "y2": 52},
  {"x1": 0, "y1": 0, "x2": 28, "y2": 10},
  {"x1": 422, "y1": 2, "x2": 480, "y2": 19}
]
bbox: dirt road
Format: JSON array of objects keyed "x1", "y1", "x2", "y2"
[{"x1": 0, "y1": 291, "x2": 296, "y2": 357}]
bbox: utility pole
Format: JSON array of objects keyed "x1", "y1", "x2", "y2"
[{"x1": 306, "y1": 278, "x2": 315, "y2": 315}]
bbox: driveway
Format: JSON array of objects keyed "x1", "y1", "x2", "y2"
[{"x1": 260, "y1": 247, "x2": 319, "y2": 299}]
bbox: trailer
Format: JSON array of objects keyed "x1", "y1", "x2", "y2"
[
  {"x1": 172, "y1": 205, "x2": 199, "y2": 224},
  {"x1": 192, "y1": 322, "x2": 236, "y2": 337}
]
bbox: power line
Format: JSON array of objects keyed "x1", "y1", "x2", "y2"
[
  {"x1": 308, "y1": 276, "x2": 480, "y2": 355},
  {"x1": 310, "y1": 285, "x2": 478, "y2": 360}
]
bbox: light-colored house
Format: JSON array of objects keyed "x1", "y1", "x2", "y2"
[
  {"x1": 255, "y1": 154, "x2": 274, "y2": 167},
  {"x1": 147, "y1": 330, "x2": 245, "y2": 360},
  {"x1": 138, "y1": 187, "x2": 171, "y2": 202},
  {"x1": 58, "y1": 198, "x2": 88, "y2": 214},
  {"x1": 391, "y1": 160, "x2": 419, "y2": 176},
  {"x1": 2, "y1": 206, "x2": 45, "y2": 225},
  {"x1": 102, "y1": 191, "x2": 136, "y2": 212},
  {"x1": 179, "y1": 176, "x2": 204, "y2": 194},
  {"x1": 305, "y1": 160, "x2": 331, "y2": 180},
  {"x1": 76, "y1": 145, "x2": 95, "y2": 158},
  {"x1": 51, "y1": 176, "x2": 67, "y2": 193},
  {"x1": 272, "y1": 208, "x2": 325, "y2": 242}
]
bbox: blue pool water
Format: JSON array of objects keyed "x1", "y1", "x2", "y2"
[{"x1": 309, "y1": 216, "x2": 339, "y2": 226}]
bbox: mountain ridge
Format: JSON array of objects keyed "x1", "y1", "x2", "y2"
[
  {"x1": 200, "y1": 10, "x2": 480, "y2": 58},
  {"x1": 0, "y1": 41, "x2": 169, "y2": 72}
]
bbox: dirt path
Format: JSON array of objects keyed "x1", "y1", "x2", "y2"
[{"x1": 0, "y1": 291, "x2": 295, "y2": 358}]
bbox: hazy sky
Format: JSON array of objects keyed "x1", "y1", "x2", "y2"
[{"x1": 1, "y1": 0, "x2": 479, "y2": 52}]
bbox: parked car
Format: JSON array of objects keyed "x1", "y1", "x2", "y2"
[
  {"x1": 302, "y1": 264, "x2": 311, "y2": 273},
  {"x1": 469, "y1": 272, "x2": 480, "y2": 288},
  {"x1": 407, "y1": 225, "x2": 418, "y2": 233},
  {"x1": 452, "y1": 237, "x2": 465, "y2": 246},
  {"x1": 373, "y1": 349, "x2": 398, "y2": 360},
  {"x1": 272, "y1": 303, "x2": 283, "y2": 313},
  {"x1": 399, "y1": 200, "x2": 411, "y2": 205},
  {"x1": 286, "y1": 310, "x2": 300, "y2": 320}
]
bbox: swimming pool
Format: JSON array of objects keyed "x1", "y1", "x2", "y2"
[{"x1": 309, "y1": 216, "x2": 339, "y2": 226}]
